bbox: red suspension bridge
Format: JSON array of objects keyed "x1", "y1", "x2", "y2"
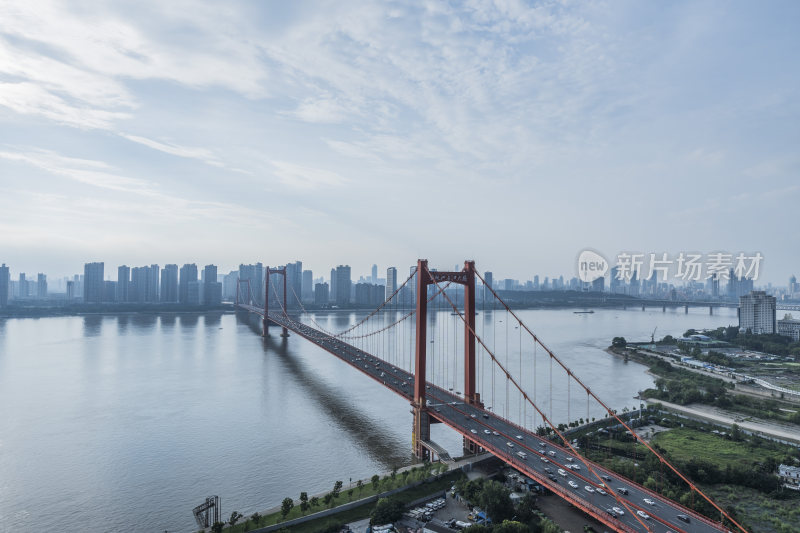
[{"x1": 235, "y1": 260, "x2": 744, "y2": 533}]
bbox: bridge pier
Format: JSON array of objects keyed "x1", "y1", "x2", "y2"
[
  {"x1": 412, "y1": 405, "x2": 431, "y2": 461},
  {"x1": 685, "y1": 305, "x2": 689, "y2": 314},
  {"x1": 709, "y1": 306, "x2": 714, "y2": 315},
  {"x1": 662, "y1": 305, "x2": 666, "y2": 312},
  {"x1": 642, "y1": 304, "x2": 646, "y2": 311}
]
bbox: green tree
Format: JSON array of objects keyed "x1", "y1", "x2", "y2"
[
  {"x1": 229, "y1": 511, "x2": 243, "y2": 527},
  {"x1": 250, "y1": 512, "x2": 261, "y2": 526},
  {"x1": 310, "y1": 496, "x2": 319, "y2": 508},
  {"x1": 371, "y1": 474, "x2": 380, "y2": 490},
  {"x1": 478, "y1": 480, "x2": 515, "y2": 523},
  {"x1": 323, "y1": 493, "x2": 333, "y2": 507},
  {"x1": 299, "y1": 491, "x2": 309, "y2": 513},
  {"x1": 370, "y1": 497, "x2": 404, "y2": 525},
  {"x1": 357, "y1": 479, "x2": 363, "y2": 493},
  {"x1": 612, "y1": 336, "x2": 627, "y2": 348},
  {"x1": 332, "y1": 480, "x2": 343, "y2": 498},
  {"x1": 281, "y1": 497, "x2": 294, "y2": 518}
]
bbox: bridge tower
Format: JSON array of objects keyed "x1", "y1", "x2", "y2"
[
  {"x1": 264, "y1": 266, "x2": 289, "y2": 337},
  {"x1": 412, "y1": 259, "x2": 480, "y2": 459}
]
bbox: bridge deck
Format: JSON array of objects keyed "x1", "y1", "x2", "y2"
[{"x1": 238, "y1": 305, "x2": 728, "y2": 533}]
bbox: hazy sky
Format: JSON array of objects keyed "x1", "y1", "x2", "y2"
[{"x1": 0, "y1": 1, "x2": 798, "y2": 283}]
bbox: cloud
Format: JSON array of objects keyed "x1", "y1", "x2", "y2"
[
  {"x1": 271, "y1": 160, "x2": 348, "y2": 189},
  {"x1": 118, "y1": 133, "x2": 224, "y2": 167}
]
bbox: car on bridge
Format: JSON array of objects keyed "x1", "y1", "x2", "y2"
[{"x1": 568, "y1": 481, "x2": 579, "y2": 488}]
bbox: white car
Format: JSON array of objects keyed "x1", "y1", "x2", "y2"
[
  {"x1": 568, "y1": 481, "x2": 578, "y2": 488},
  {"x1": 612, "y1": 507, "x2": 625, "y2": 516},
  {"x1": 492, "y1": 431, "x2": 500, "y2": 436},
  {"x1": 596, "y1": 488, "x2": 607, "y2": 495},
  {"x1": 637, "y1": 510, "x2": 650, "y2": 520},
  {"x1": 540, "y1": 457, "x2": 549, "y2": 463},
  {"x1": 557, "y1": 469, "x2": 567, "y2": 477},
  {"x1": 506, "y1": 442, "x2": 514, "y2": 448},
  {"x1": 643, "y1": 498, "x2": 655, "y2": 505},
  {"x1": 584, "y1": 486, "x2": 595, "y2": 493},
  {"x1": 516, "y1": 435, "x2": 523, "y2": 440},
  {"x1": 483, "y1": 429, "x2": 491, "y2": 434},
  {"x1": 470, "y1": 429, "x2": 477, "y2": 434}
]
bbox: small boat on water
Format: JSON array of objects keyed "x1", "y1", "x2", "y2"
[{"x1": 574, "y1": 310, "x2": 595, "y2": 314}]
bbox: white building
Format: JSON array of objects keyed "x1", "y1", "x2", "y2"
[
  {"x1": 777, "y1": 314, "x2": 800, "y2": 341},
  {"x1": 739, "y1": 291, "x2": 776, "y2": 334},
  {"x1": 778, "y1": 464, "x2": 800, "y2": 489}
]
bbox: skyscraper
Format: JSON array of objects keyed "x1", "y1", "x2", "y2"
[
  {"x1": 83, "y1": 262, "x2": 104, "y2": 303},
  {"x1": 179, "y1": 264, "x2": 198, "y2": 304},
  {"x1": 330, "y1": 268, "x2": 337, "y2": 303},
  {"x1": 284, "y1": 261, "x2": 303, "y2": 308},
  {"x1": 483, "y1": 271, "x2": 493, "y2": 301},
  {"x1": 36, "y1": 273, "x2": 47, "y2": 298},
  {"x1": 117, "y1": 265, "x2": 130, "y2": 302},
  {"x1": 147, "y1": 264, "x2": 159, "y2": 302},
  {"x1": 203, "y1": 264, "x2": 221, "y2": 305},
  {"x1": 334, "y1": 265, "x2": 351, "y2": 305},
  {"x1": 371, "y1": 264, "x2": 378, "y2": 284},
  {"x1": 302, "y1": 269, "x2": 313, "y2": 302},
  {"x1": 0, "y1": 263, "x2": 8, "y2": 307},
  {"x1": 386, "y1": 267, "x2": 397, "y2": 300},
  {"x1": 238, "y1": 263, "x2": 263, "y2": 305},
  {"x1": 160, "y1": 264, "x2": 179, "y2": 303}
]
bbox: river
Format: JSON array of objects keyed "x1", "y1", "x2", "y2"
[{"x1": 0, "y1": 306, "x2": 739, "y2": 532}]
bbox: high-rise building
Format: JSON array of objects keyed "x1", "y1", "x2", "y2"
[
  {"x1": 330, "y1": 268, "x2": 337, "y2": 303},
  {"x1": 302, "y1": 269, "x2": 313, "y2": 302},
  {"x1": 314, "y1": 282, "x2": 329, "y2": 306},
  {"x1": 334, "y1": 265, "x2": 351, "y2": 305},
  {"x1": 371, "y1": 264, "x2": 378, "y2": 284},
  {"x1": 222, "y1": 270, "x2": 238, "y2": 301},
  {"x1": 238, "y1": 263, "x2": 264, "y2": 305},
  {"x1": 104, "y1": 280, "x2": 117, "y2": 302},
  {"x1": 483, "y1": 271, "x2": 493, "y2": 301},
  {"x1": 36, "y1": 273, "x2": 47, "y2": 298},
  {"x1": 179, "y1": 264, "x2": 198, "y2": 304},
  {"x1": 117, "y1": 265, "x2": 130, "y2": 302},
  {"x1": 147, "y1": 264, "x2": 159, "y2": 302},
  {"x1": 160, "y1": 264, "x2": 179, "y2": 303},
  {"x1": 83, "y1": 262, "x2": 104, "y2": 303},
  {"x1": 739, "y1": 291, "x2": 776, "y2": 334},
  {"x1": 0, "y1": 263, "x2": 8, "y2": 307},
  {"x1": 728, "y1": 268, "x2": 754, "y2": 299},
  {"x1": 66, "y1": 280, "x2": 75, "y2": 300},
  {"x1": 187, "y1": 280, "x2": 202, "y2": 305},
  {"x1": 386, "y1": 267, "x2": 397, "y2": 300},
  {"x1": 202, "y1": 265, "x2": 221, "y2": 305},
  {"x1": 285, "y1": 261, "x2": 303, "y2": 308},
  {"x1": 591, "y1": 276, "x2": 604, "y2": 292},
  {"x1": 18, "y1": 273, "x2": 28, "y2": 299},
  {"x1": 790, "y1": 275, "x2": 798, "y2": 298}
]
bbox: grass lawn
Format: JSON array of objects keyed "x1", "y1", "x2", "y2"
[
  {"x1": 651, "y1": 427, "x2": 788, "y2": 469},
  {"x1": 706, "y1": 485, "x2": 800, "y2": 533}
]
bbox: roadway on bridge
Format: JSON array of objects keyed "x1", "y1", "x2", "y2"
[{"x1": 241, "y1": 306, "x2": 727, "y2": 533}]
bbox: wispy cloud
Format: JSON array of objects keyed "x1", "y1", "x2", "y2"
[{"x1": 271, "y1": 160, "x2": 348, "y2": 190}]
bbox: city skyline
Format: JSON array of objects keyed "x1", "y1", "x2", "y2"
[{"x1": 1, "y1": 2, "x2": 798, "y2": 283}]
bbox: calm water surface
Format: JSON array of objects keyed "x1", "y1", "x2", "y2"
[{"x1": 0, "y1": 307, "x2": 738, "y2": 532}]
